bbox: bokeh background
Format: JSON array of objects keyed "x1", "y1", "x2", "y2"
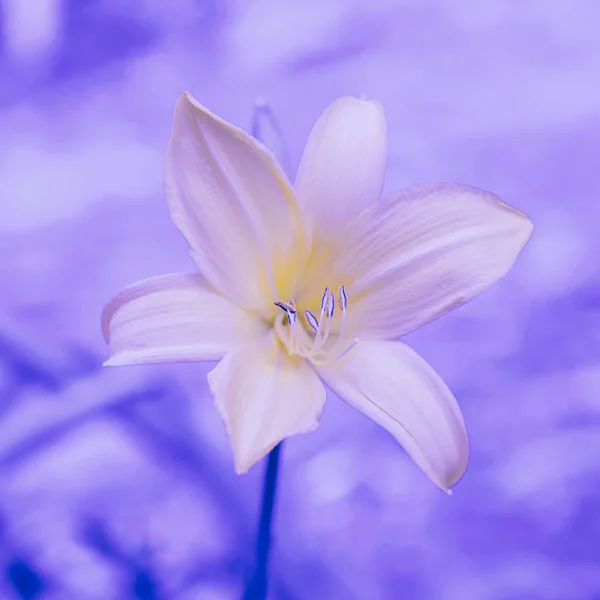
[{"x1": 2, "y1": 1, "x2": 600, "y2": 598}]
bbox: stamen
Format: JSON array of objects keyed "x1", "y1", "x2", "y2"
[
  {"x1": 309, "y1": 288, "x2": 334, "y2": 358},
  {"x1": 274, "y1": 285, "x2": 357, "y2": 366},
  {"x1": 309, "y1": 286, "x2": 328, "y2": 347},
  {"x1": 274, "y1": 300, "x2": 296, "y2": 314},
  {"x1": 305, "y1": 310, "x2": 319, "y2": 333},
  {"x1": 320, "y1": 287, "x2": 330, "y2": 311},
  {"x1": 326, "y1": 291, "x2": 335, "y2": 318},
  {"x1": 336, "y1": 285, "x2": 348, "y2": 343},
  {"x1": 339, "y1": 285, "x2": 347, "y2": 311},
  {"x1": 311, "y1": 285, "x2": 348, "y2": 361},
  {"x1": 274, "y1": 301, "x2": 299, "y2": 354}
]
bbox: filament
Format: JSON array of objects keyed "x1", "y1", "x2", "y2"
[{"x1": 274, "y1": 284, "x2": 358, "y2": 366}]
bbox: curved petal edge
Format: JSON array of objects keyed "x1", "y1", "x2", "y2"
[
  {"x1": 165, "y1": 92, "x2": 311, "y2": 314},
  {"x1": 317, "y1": 340, "x2": 469, "y2": 491},
  {"x1": 102, "y1": 273, "x2": 266, "y2": 366},
  {"x1": 208, "y1": 331, "x2": 326, "y2": 473},
  {"x1": 294, "y1": 96, "x2": 387, "y2": 238},
  {"x1": 337, "y1": 183, "x2": 533, "y2": 340}
]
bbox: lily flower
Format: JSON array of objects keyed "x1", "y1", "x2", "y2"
[{"x1": 102, "y1": 92, "x2": 533, "y2": 491}]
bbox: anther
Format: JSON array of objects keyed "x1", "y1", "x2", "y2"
[
  {"x1": 274, "y1": 300, "x2": 296, "y2": 314},
  {"x1": 339, "y1": 285, "x2": 347, "y2": 311},
  {"x1": 326, "y1": 291, "x2": 335, "y2": 318},
  {"x1": 320, "y1": 287, "x2": 330, "y2": 311},
  {"x1": 305, "y1": 310, "x2": 319, "y2": 333}
]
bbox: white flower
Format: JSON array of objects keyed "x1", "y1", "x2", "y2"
[{"x1": 102, "y1": 92, "x2": 533, "y2": 491}]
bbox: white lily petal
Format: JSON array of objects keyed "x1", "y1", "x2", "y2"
[
  {"x1": 208, "y1": 330, "x2": 326, "y2": 473},
  {"x1": 102, "y1": 273, "x2": 266, "y2": 366},
  {"x1": 294, "y1": 96, "x2": 387, "y2": 237},
  {"x1": 338, "y1": 183, "x2": 533, "y2": 340},
  {"x1": 165, "y1": 92, "x2": 311, "y2": 315},
  {"x1": 316, "y1": 341, "x2": 468, "y2": 490}
]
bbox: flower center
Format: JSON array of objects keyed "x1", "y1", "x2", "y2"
[{"x1": 273, "y1": 285, "x2": 359, "y2": 366}]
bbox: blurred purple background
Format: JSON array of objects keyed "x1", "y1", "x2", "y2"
[{"x1": 1, "y1": 1, "x2": 600, "y2": 598}]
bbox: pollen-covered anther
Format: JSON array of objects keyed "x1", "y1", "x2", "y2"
[{"x1": 274, "y1": 285, "x2": 359, "y2": 366}]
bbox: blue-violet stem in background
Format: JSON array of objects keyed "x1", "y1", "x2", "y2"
[{"x1": 242, "y1": 443, "x2": 283, "y2": 600}]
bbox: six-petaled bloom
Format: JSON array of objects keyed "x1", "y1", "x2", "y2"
[{"x1": 101, "y1": 92, "x2": 533, "y2": 491}]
